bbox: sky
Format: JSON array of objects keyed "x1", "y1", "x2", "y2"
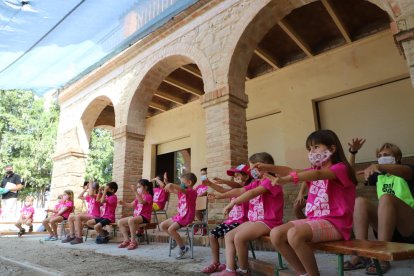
[{"x1": 0, "y1": 0, "x2": 196, "y2": 95}]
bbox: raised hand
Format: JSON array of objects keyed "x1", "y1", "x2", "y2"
[{"x1": 348, "y1": 138, "x2": 366, "y2": 153}]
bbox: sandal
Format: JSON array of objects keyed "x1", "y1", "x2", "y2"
[
  {"x1": 118, "y1": 240, "x2": 130, "y2": 248},
  {"x1": 201, "y1": 262, "x2": 220, "y2": 273},
  {"x1": 343, "y1": 257, "x2": 369, "y2": 271},
  {"x1": 365, "y1": 261, "x2": 390, "y2": 275},
  {"x1": 127, "y1": 241, "x2": 138, "y2": 250}
]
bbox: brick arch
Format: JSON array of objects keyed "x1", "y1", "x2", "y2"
[
  {"x1": 223, "y1": 0, "x2": 393, "y2": 97},
  {"x1": 79, "y1": 95, "x2": 115, "y2": 152},
  {"x1": 124, "y1": 44, "x2": 212, "y2": 132}
]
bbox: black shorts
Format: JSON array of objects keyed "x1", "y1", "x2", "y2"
[
  {"x1": 373, "y1": 229, "x2": 414, "y2": 244},
  {"x1": 141, "y1": 216, "x2": 149, "y2": 224},
  {"x1": 210, "y1": 222, "x2": 240, "y2": 239},
  {"x1": 95, "y1": 218, "x2": 112, "y2": 227}
]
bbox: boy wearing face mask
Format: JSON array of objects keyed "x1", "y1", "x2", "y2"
[
  {"x1": 344, "y1": 143, "x2": 414, "y2": 274},
  {"x1": 86, "y1": 181, "x2": 118, "y2": 244}
]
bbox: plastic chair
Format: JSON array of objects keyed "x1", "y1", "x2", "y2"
[{"x1": 168, "y1": 196, "x2": 208, "y2": 259}]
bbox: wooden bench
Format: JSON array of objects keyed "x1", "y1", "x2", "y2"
[
  {"x1": 311, "y1": 239, "x2": 414, "y2": 276},
  {"x1": 249, "y1": 235, "x2": 287, "y2": 276}
]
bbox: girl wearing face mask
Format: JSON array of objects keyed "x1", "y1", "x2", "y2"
[
  {"x1": 43, "y1": 190, "x2": 74, "y2": 241},
  {"x1": 210, "y1": 153, "x2": 284, "y2": 276},
  {"x1": 344, "y1": 143, "x2": 414, "y2": 274},
  {"x1": 253, "y1": 129, "x2": 357, "y2": 276},
  {"x1": 118, "y1": 179, "x2": 154, "y2": 250},
  {"x1": 15, "y1": 196, "x2": 35, "y2": 236}
]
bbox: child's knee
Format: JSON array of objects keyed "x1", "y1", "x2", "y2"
[
  {"x1": 287, "y1": 227, "x2": 303, "y2": 247},
  {"x1": 270, "y1": 227, "x2": 286, "y2": 245},
  {"x1": 94, "y1": 223, "x2": 102, "y2": 230}
]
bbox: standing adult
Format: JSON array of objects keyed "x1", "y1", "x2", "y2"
[{"x1": 1, "y1": 164, "x2": 23, "y2": 221}]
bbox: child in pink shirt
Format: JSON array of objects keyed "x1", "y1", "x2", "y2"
[
  {"x1": 152, "y1": 174, "x2": 169, "y2": 211},
  {"x1": 118, "y1": 179, "x2": 153, "y2": 250},
  {"x1": 201, "y1": 164, "x2": 251, "y2": 274},
  {"x1": 211, "y1": 153, "x2": 284, "y2": 276},
  {"x1": 194, "y1": 167, "x2": 208, "y2": 223},
  {"x1": 16, "y1": 196, "x2": 35, "y2": 236},
  {"x1": 62, "y1": 180, "x2": 102, "y2": 245},
  {"x1": 86, "y1": 181, "x2": 118, "y2": 244},
  {"x1": 160, "y1": 172, "x2": 197, "y2": 259},
  {"x1": 258, "y1": 129, "x2": 357, "y2": 276},
  {"x1": 43, "y1": 190, "x2": 74, "y2": 241}
]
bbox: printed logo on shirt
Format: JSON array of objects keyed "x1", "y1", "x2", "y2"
[
  {"x1": 306, "y1": 179, "x2": 330, "y2": 217},
  {"x1": 228, "y1": 205, "x2": 243, "y2": 221},
  {"x1": 248, "y1": 195, "x2": 264, "y2": 221},
  {"x1": 177, "y1": 194, "x2": 188, "y2": 217},
  {"x1": 134, "y1": 203, "x2": 143, "y2": 217},
  {"x1": 153, "y1": 190, "x2": 161, "y2": 201},
  {"x1": 382, "y1": 183, "x2": 395, "y2": 195}
]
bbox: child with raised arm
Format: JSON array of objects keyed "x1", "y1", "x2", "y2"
[
  {"x1": 201, "y1": 164, "x2": 251, "y2": 274},
  {"x1": 152, "y1": 173, "x2": 168, "y2": 212},
  {"x1": 160, "y1": 172, "x2": 198, "y2": 259},
  {"x1": 211, "y1": 153, "x2": 284, "y2": 276},
  {"x1": 43, "y1": 190, "x2": 74, "y2": 241},
  {"x1": 86, "y1": 181, "x2": 118, "y2": 244},
  {"x1": 118, "y1": 179, "x2": 153, "y2": 250},
  {"x1": 61, "y1": 180, "x2": 101, "y2": 244},
  {"x1": 15, "y1": 196, "x2": 35, "y2": 236},
  {"x1": 258, "y1": 129, "x2": 357, "y2": 276}
]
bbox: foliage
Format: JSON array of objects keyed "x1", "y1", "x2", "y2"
[
  {"x1": 85, "y1": 128, "x2": 114, "y2": 185},
  {"x1": 0, "y1": 89, "x2": 59, "y2": 199}
]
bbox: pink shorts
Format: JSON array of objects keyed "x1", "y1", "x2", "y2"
[{"x1": 290, "y1": 219, "x2": 342, "y2": 242}]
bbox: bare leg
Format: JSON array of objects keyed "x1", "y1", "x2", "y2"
[
  {"x1": 128, "y1": 216, "x2": 143, "y2": 242},
  {"x1": 50, "y1": 216, "x2": 64, "y2": 237},
  {"x1": 168, "y1": 222, "x2": 184, "y2": 247},
  {"x1": 42, "y1": 218, "x2": 53, "y2": 236},
  {"x1": 287, "y1": 224, "x2": 319, "y2": 276},
  {"x1": 271, "y1": 223, "x2": 306, "y2": 274},
  {"x1": 234, "y1": 222, "x2": 270, "y2": 271},
  {"x1": 224, "y1": 227, "x2": 238, "y2": 271},
  {"x1": 67, "y1": 214, "x2": 76, "y2": 237},
  {"x1": 118, "y1": 217, "x2": 130, "y2": 242},
  {"x1": 94, "y1": 223, "x2": 104, "y2": 236},
  {"x1": 15, "y1": 218, "x2": 23, "y2": 231},
  {"x1": 210, "y1": 235, "x2": 220, "y2": 264}
]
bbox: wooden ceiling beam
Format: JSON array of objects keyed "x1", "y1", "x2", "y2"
[
  {"x1": 254, "y1": 48, "x2": 279, "y2": 69},
  {"x1": 149, "y1": 102, "x2": 169, "y2": 112},
  {"x1": 154, "y1": 90, "x2": 186, "y2": 105},
  {"x1": 278, "y1": 19, "x2": 313, "y2": 57},
  {"x1": 163, "y1": 77, "x2": 204, "y2": 96},
  {"x1": 180, "y1": 65, "x2": 203, "y2": 79},
  {"x1": 321, "y1": 0, "x2": 352, "y2": 43}
]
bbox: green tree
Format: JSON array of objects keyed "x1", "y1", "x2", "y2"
[
  {"x1": 85, "y1": 128, "x2": 114, "y2": 185},
  {"x1": 0, "y1": 89, "x2": 59, "y2": 201}
]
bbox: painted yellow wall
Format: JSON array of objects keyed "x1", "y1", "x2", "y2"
[
  {"x1": 245, "y1": 31, "x2": 410, "y2": 168},
  {"x1": 142, "y1": 100, "x2": 206, "y2": 180}
]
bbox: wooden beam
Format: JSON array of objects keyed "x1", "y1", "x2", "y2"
[
  {"x1": 163, "y1": 77, "x2": 204, "y2": 96},
  {"x1": 254, "y1": 48, "x2": 279, "y2": 69},
  {"x1": 278, "y1": 19, "x2": 313, "y2": 57},
  {"x1": 154, "y1": 90, "x2": 186, "y2": 105},
  {"x1": 180, "y1": 65, "x2": 202, "y2": 79},
  {"x1": 321, "y1": 0, "x2": 352, "y2": 43},
  {"x1": 149, "y1": 102, "x2": 168, "y2": 112}
]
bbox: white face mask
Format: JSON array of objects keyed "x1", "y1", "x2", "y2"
[
  {"x1": 378, "y1": 156, "x2": 396, "y2": 165},
  {"x1": 200, "y1": 175, "x2": 207, "y2": 181},
  {"x1": 137, "y1": 188, "x2": 143, "y2": 194},
  {"x1": 308, "y1": 149, "x2": 332, "y2": 168}
]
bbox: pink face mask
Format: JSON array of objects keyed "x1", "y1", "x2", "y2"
[
  {"x1": 63, "y1": 195, "x2": 69, "y2": 201},
  {"x1": 308, "y1": 149, "x2": 332, "y2": 168}
]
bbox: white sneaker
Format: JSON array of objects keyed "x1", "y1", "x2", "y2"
[{"x1": 176, "y1": 246, "x2": 189, "y2": 259}]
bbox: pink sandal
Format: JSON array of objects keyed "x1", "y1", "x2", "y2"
[
  {"x1": 118, "y1": 240, "x2": 130, "y2": 248},
  {"x1": 202, "y1": 262, "x2": 220, "y2": 273},
  {"x1": 127, "y1": 240, "x2": 138, "y2": 250}
]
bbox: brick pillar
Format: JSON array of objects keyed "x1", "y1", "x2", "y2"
[
  {"x1": 112, "y1": 126, "x2": 145, "y2": 218},
  {"x1": 201, "y1": 86, "x2": 249, "y2": 220},
  {"x1": 51, "y1": 151, "x2": 87, "y2": 211}
]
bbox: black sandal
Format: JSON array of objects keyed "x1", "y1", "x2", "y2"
[
  {"x1": 343, "y1": 257, "x2": 369, "y2": 271},
  {"x1": 365, "y1": 261, "x2": 390, "y2": 275}
]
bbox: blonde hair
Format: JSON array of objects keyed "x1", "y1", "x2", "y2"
[
  {"x1": 376, "y1": 143, "x2": 402, "y2": 164},
  {"x1": 25, "y1": 196, "x2": 34, "y2": 202},
  {"x1": 63, "y1": 190, "x2": 74, "y2": 202}
]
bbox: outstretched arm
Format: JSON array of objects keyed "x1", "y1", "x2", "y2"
[
  {"x1": 223, "y1": 186, "x2": 267, "y2": 216},
  {"x1": 212, "y1": 177, "x2": 242, "y2": 188},
  {"x1": 362, "y1": 163, "x2": 414, "y2": 181},
  {"x1": 208, "y1": 187, "x2": 245, "y2": 201},
  {"x1": 252, "y1": 163, "x2": 295, "y2": 177},
  {"x1": 204, "y1": 179, "x2": 232, "y2": 194},
  {"x1": 265, "y1": 168, "x2": 336, "y2": 186}
]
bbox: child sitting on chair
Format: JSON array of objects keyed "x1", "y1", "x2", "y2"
[
  {"x1": 152, "y1": 173, "x2": 168, "y2": 211},
  {"x1": 160, "y1": 172, "x2": 198, "y2": 259},
  {"x1": 118, "y1": 179, "x2": 153, "y2": 250},
  {"x1": 43, "y1": 190, "x2": 74, "y2": 241},
  {"x1": 16, "y1": 196, "x2": 35, "y2": 236},
  {"x1": 62, "y1": 180, "x2": 101, "y2": 244},
  {"x1": 86, "y1": 181, "x2": 118, "y2": 244}
]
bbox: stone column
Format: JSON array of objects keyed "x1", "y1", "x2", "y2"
[
  {"x1": 201, "y1": 86, "x2": 249, "y2": 220},
  {"x1": 112, "y1": 125, "x2": 145, "y2": 218},
  {"x1": 51, "y1": 150, "x2": 87, "y2": 211}
]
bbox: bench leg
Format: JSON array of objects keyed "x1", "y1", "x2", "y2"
[
  {"x1": 373, "y1": 259, "x2": 383, "y2": 276},
  {"x1": 277, "y1": 252, "x2": 287, "y2": 270},
  {"x1": 337, "y1": 254, "x2": 344, "y2": 276},
  {"x1": 144, "y1": 228, "x2": 149, "y2": 245},
  {"x1": 249, "y1": 241, "x2": 256, "y2": 259}
]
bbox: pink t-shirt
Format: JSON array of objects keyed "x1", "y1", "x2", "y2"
[
  {"x1": 195, "y1": 184, "x2": 208, "y2": 196},
  {"x1": 224, "y1": 198, "x2": 249, "y2": 225},
  {"x1": 133, "y1": 193, "x2": 153, "y2": 221},
  {"x1": 244, "y1": 178, "x2": 284, "y2": 229},
  {"x1": 59, "y1": 200, "x2": 74, "y2": 219},
  {"x1": 153, "y1": 188, "x2": 168, "y2": 210},
  {"x1": 102, "y1": 194, "x2": 118, "y2": 222},
  {"x1": 304, "y1": 162, "x2": 356, "y2": 240},
  {"x1": 85, "y1": 195, "x2": 101, "y2": 218},
  {"x1": 21, "y1": 206, "x2": 34, "y2": 220},
  {"x1": 172, "y1": 188, "x2": 197, "y2": 227}
]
